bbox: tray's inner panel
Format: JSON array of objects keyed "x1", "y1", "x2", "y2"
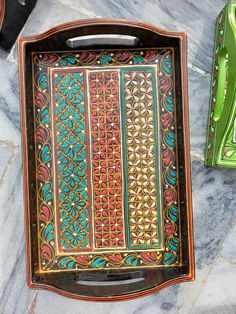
[{"x1": 32, "y1": 48, "x2": 181, "y2": 273}]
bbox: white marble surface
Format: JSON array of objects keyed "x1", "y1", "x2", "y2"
[{"x1": 1, "y1": 0, "x2": 236, "y2": 313}]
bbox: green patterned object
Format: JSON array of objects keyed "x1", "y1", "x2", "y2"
[{"x1": 205, "y1": 2, "x2": 236, "y2": 167}]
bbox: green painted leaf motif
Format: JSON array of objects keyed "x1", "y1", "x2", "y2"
[
  {"x1": 61, "y1": 239, "x2": 72, "y2": 250},
  {"x1": 43, "y1": 223, "x2": 54, "y2": 242},
  {"x1": 164, "y1": 132, "x2": 175, "y2": 148},
  {"x1": 125, "y1": 255, "x2": 138, "y2": 266},
  {"x1": 163, "y1": 97, "x2": 174, "y2": 112},
  {"x1": 166, "y1": 170, "x2": 177, "y2": 186},
  {"x1": 162, "y1": 64, "x2": 171, "y2": 74},
  {"x1": 39, "y1": 74, "x2": 48, "y2": 89},
  {"x1": 40, "y1": 144, "x2": 51, "y2": 163},
  {"x1": 164, "y1": 104, "x2": 174, "y2": 112},
  {"x1": 59, "y1": 257, "x2": 76, "y2": 268},
  {"x1": 100, "y1": 55, "x2": 112, "y2": 64},
  {"x1": 80, "y1": 237, "x2": 90, "y2": 248},
  {"x1": 42, "y1": 183, "x2": 52, "y2": 201},
  {"x1": 73, "y1": 92, "x2": 84, "y2": 107},
  {"x1": 73, "y1": 73, "x2": 84, "y2": 83},
  {"x1": 54, "y1": 73, "x2": 64, "y2": 85},
  {"x1": 164, "y1": 59, "x2": 171, "y2": 66},
  {"x1": 40, "y1": 108, "x2": 50, "y2": 125},
  {"x1": 60, "y1": 57, "x2": 76, "y2": 66},
  {"x1": 171, "y1": 205, "x2": 178, "y2": 213},
  {"x1": 44, "y1": 223, "x2": 52, "y2": 237},
  {"x1": 60, "y1": 60, "x2": 67, "y2": 66},
  {"x1": 68, "y1": 261, "x2": 76, "y2": 268},
  {"x1": 164, "y1": 252, "x2": 175, "y2": 265},
  {"x1": 91, "y1": 256, "x2": 106, "y2": 268},
  {"x1": 166, "y1": 98, "x2": 173, "y2": 105},
  {"x1": 58, "y1": 163, "x2": 66, "y2": 173},
  {"x1": 78, "y1": 105, "x2": 85, "y2": 114},
  {"x1": 168, "y1": 205, "x2": 178, "y2": 222},
  {"x1": 168, "y1": 237, "x2": 179, "y2": 251},
  {"x1": 133, "y1": 55, "x2": 144, "y2": 64}
]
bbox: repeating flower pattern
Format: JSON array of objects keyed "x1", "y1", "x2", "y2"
[
  {"x1": 59, "y1": 106, "x2": 81, "y2": 129},
  {"x1": 61, "y1": 192, "x2": 84, "y2": 218},
  {"x1": 55, "y1": 72, "x2": 91, "y2": 250},
  {"x1": 62, "y1": 221, "x2": 87, "y2": 248},
  {"x1": 58, "y1": 151, "x2": 69, "y2": 172},
  {"x1": 57, "y1": 73, "x2": 83, "y2": 100},
  {"x1": 61, "y1": 164, "x2": 82, "y2": 188},
  {"x1": 124, "y1": 70, "x2": 160, "y2": 248},
  {"x1": 59, "y1": 182, "x2": 70, "y2": 203},
  {"x1": 34, "y1": 49, "x2": 181, "y2": 272},
  {"x1": 54, "y1": 69, "x2": 162, "y2": 252},
  {"x1": 89, "y1": 71, "x2": 125, "y2": 249},
  {"x1": 60, "y1": 135, "x2": 83, "y2": 159},
  {"x1": 60, "y1": 209, "x2": 72, "y2": 230},
  {"x1": 57, "y1": 123, "x2": 69, "y2": 143}
]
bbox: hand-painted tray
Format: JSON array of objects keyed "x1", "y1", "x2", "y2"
[{"x1": 18, "y1": 19, "x2": 194, "y2": 301}]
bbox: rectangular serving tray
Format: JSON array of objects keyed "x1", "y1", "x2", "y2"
[{"x1": 18, "y1": 19, "x2": 194, "y2": 301}]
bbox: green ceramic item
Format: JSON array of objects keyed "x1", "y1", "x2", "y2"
[{"x1": 205, "y1": 1, "x2": 236, "y2": 167}]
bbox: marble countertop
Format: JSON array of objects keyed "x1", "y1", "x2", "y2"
[{"x1": 1, "y1": 0, "x2": 236, "y2": 313}]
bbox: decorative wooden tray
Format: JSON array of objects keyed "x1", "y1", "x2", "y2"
[{"x1": 18, "y1": 19, "x2": 194, "y2": 301}]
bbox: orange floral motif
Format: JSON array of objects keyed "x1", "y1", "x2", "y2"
[{"x1": 88, "y1": 71, "x2": 125, "y2": 248}]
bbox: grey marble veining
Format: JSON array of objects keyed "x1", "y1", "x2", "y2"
[
  {"x1": 188, "y1": 68, "x2": 211, "y2": 156},
  {"x1": 0, "y1": 0, "x2": 236, "y2": 313},
  {"x1": 0, "y1": 146, "x2": 12, "y2": 179}
]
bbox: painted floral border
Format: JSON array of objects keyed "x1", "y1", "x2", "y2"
[{"x1": 33, "y1": 48, "x2": 181, "y2": 271}]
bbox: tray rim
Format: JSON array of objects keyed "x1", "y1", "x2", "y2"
[{"x1": 18, "y1": 18, "x2": 195, "y2": 301}]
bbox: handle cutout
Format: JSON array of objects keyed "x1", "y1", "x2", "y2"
[
  {"x1": 66, "y1": 34, "x2": 140, "y2": 48},
  {"x1": 213, "y1": 47, "x2": 228, "y2": 122},
  {"x1": 77, "y1": 277, "x2": 144, "y2": 286}
]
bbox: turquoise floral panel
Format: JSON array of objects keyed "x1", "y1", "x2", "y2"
[{"x1": 54, "y1": 71, "x2": 91, "y2": 251}]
